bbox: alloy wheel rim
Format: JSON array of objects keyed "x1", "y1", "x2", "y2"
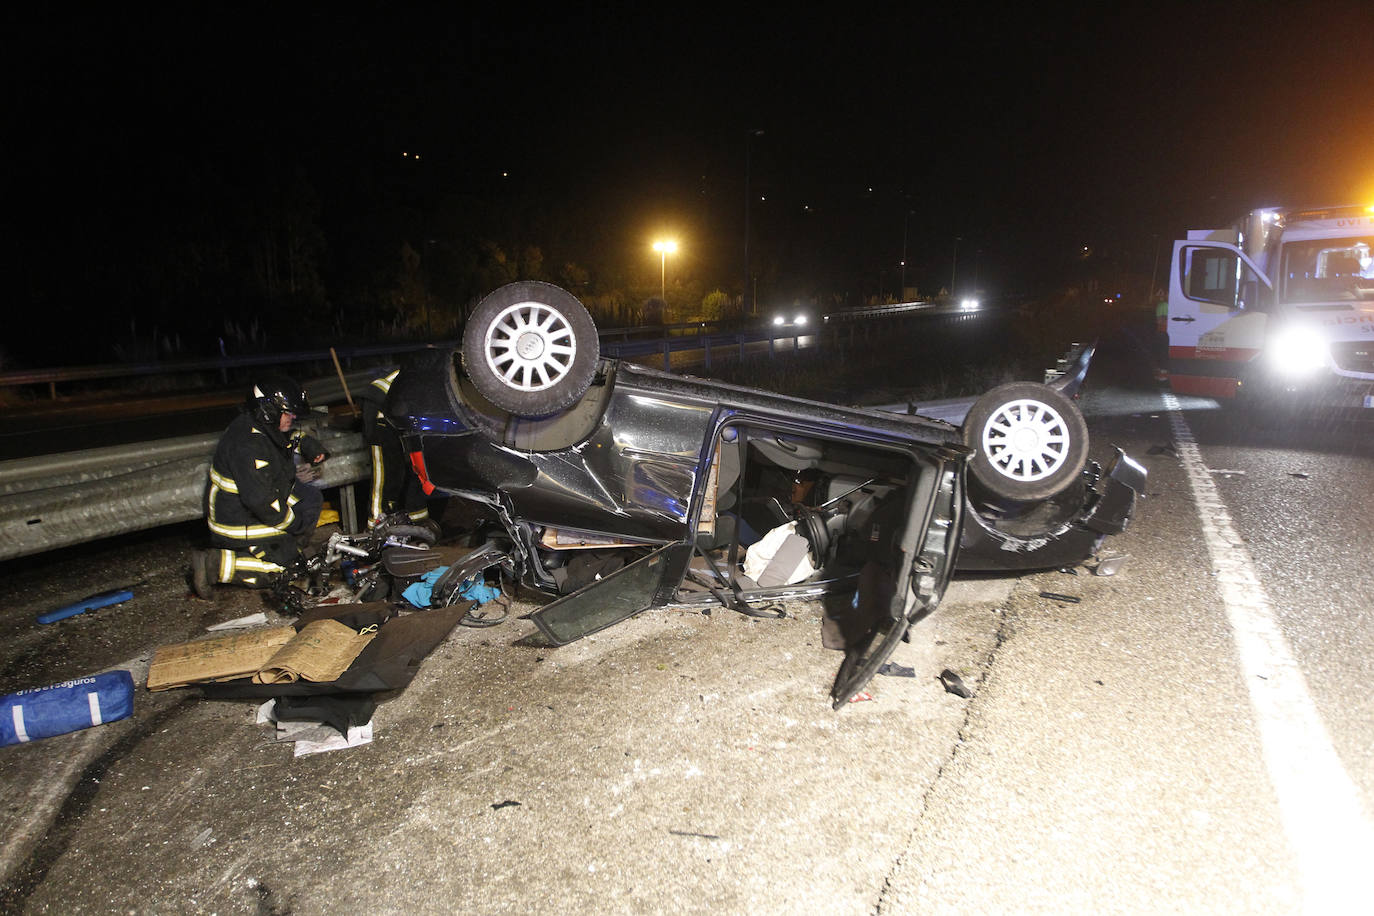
[{"x1": 483, "y1": 301, "x2": 578, "y2": 392}]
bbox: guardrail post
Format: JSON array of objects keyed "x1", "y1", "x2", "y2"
[
  {"x1": 339, "y1": 483, "x2": 359, "y2": 533},
  {"x1": 737, "y1": 335, "x2": 745, "y2": 360},
  {"x1": 768, "y1": 334, "x2": 776, "y2": 359},
  {"x1": 662, "y1": 340, "x2": 671, "y2": 371},
  {"x1": 703, "y1": 336, "x2": 712, "y2": 370}
]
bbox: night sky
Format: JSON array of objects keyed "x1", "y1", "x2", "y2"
[{"x1": 6, "y1": 3, "x2": 1373, "y2": 367}]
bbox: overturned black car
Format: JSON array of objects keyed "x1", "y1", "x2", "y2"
[{"x1": 384, "y1": 282, "x2": 1145, "y2": 706}]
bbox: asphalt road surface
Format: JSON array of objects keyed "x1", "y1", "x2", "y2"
[{"x1": 1, "y1": 332, "x2": 1371, "y2": 914}]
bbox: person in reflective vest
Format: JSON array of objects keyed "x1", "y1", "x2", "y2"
[
  {"x1": 358, "y1": 368, "x2": 434, "y2": 531},
  {"x1": 191, "y1": 373, "x2": 328, "y2": 597}
]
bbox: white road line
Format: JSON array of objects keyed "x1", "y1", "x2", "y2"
[{"x1": 1164, "y1": 393, "x2": 1374, "y2": 911}]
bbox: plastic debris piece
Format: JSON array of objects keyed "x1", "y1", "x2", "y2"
[
  {"x1": 1091, "y1": 554, "x2": 1130, "y2": 577},
  {"x1": 1207, "y1": 467, "x2": 1246, "y2": 477},
  {"x1": 669, "y1": 829, "x2": 721, "y2": 839},
  {"x1": 1039, "y1": 591, "x2": 1081, "y2": 603},
  {"x1": 207, "y1": 612, "x2": 270, "y2": 631},
  {"x1": 37, "y1": 588, "x2": 134, "y2": 624},
  {"x1": 491, "y1": 800, "x2": 522, "y2": 811},
  {"x1": 1289, "y1": 471, "x2": 1310, "y2": 479},
  {"x1": 877, "y1": 662, "x2": 916, "y2": 678},
  {"x1": 848, "y1": 691, "x2": 874, "y2": 704},
  {"x1": 938, "y1": 669, "x2": 974, "y2": 699},
  {"x1": 293, "y1": 722, "x2": 372, "y2": 757}
]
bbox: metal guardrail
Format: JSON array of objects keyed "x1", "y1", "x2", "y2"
[
  {"x1": 0, "y1": 418, "x2": 370, "y2": 563},
  {"x1": 0, "y1": 342, "x2": 460, "y2": 399},
  {"x1": 0, "y1": 301, "x2": 950, "y2": 395},
  {"x1": 0, "y1": 301, "x2": 979, "y2": 562}
]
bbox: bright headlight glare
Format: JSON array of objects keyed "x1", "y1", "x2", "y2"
[
  {"x1": 795, "y1": 314, "x2": 808, "y2": 325},
  {"x1": 772, "y1": 315, "x2": 785, "y2": 326},
  {"x1": 1267, "y1": 326, "x2": 1328, "y2": 376}
]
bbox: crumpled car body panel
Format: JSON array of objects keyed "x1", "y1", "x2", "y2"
[{"x1": 385, "y1": 348, "x2": 1143, "y2": 704}]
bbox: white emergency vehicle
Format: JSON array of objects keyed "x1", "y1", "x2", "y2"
[{"x1": 1166, "y1": 204, "x2": 1374, "y2": 408}]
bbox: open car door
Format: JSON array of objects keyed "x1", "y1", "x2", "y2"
[
  {"x1": 828, "y1": 463, "x2": 960, "y2": 708},
  {"x1": 530, "y1": 543, "x2": 686, "y2": 646}
]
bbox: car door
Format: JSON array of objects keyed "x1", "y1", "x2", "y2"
[
  {"x1": 827, "y1": 460, "x2": 961, "y2": 708},
  {"x1": 1168, "y1": 240, "x2": 1272, "y2": 397},
  {"x1": 529, "y1": 543, "x2": 690, "y2": 645}
]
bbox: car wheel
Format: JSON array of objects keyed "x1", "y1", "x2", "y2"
[
  {"x1": 461, "y1": 281, "x2": 599, "y2": 417},
  {"x1": 962, "y1": 382, "x2": 1089, "y2": 502}
]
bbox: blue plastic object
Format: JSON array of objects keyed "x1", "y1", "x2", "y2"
[
  {"x1": 1, "y1": 670, "x2": 135, "y2": 747},
  {"x1": 37, "y1": 588, "x2": 134, "y2": 624}
]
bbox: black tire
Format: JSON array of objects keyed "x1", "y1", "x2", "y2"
[
  {"x1": 962, "y1": 381, "x2": 1089, "y2": 502},
  {"x1": 461, "y1": 281, "x2": 599, "y2": 417}
]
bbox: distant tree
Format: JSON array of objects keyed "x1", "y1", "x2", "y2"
[
  {"x1": 699, "y1": 289, "x2": 733, "y2": 322},
  {"x1": 250, "y1": 173, "x2": 328, "y2": 314}
]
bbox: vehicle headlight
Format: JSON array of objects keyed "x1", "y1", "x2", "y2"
[
  {"x1": 795, "y1": 314, "x2": 808, "y2": 326},
  {"x1": 961, "y1": 298, "x2": 979, "y2": 310},
  {"x1": 1267, "y1": 326, "x2": 1329, "y2": 376},
  {"x1": 773, "y1": 315, "x2": 785, "y2": 326}
]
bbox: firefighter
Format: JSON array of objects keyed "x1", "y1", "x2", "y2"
[
  {"x1": 190, "y1": 373, "x2": 329, "y2": 598},
  {"x1": 357, "y1": 368, "x2": 436, "y2": 532}
]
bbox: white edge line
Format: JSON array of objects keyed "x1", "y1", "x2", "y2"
[{"x1": 1163, "y1": 392, "x2": 1374, "y2": 910}]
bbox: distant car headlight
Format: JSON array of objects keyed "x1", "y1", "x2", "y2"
[
  {"x1": 772, "y1": 315, "x2": 785, "y2": 326},
  {"x1": 794, "y1": 314, "x2": 808, "y2": 326},
  {"x1": 961, "y1": 298, "x2": 979, "y2": 310},
  {"x1": 1267, "y1": 325, "x2": 1329, "y2": 376}
]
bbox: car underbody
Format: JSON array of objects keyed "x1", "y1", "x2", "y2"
[{"x1": 383, "y1": 282, "x2": 1146, "y2": 705}]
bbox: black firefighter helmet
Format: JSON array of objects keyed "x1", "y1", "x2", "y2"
[{"x1": 247, "y1": 373, "x2": 310, "y2": 429}]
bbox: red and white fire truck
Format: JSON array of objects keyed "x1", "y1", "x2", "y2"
[{"x1": 1166, "y1": 204, "x2": 1374, "y2": 409}]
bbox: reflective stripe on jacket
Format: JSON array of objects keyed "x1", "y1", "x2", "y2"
[{"x1": 204, "y1": 413, "x2": 299, "y2": 542}]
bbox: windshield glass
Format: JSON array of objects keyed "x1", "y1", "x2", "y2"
[{"x1": 1279, "y1": 236, "x2": 1374, "y2": 303}]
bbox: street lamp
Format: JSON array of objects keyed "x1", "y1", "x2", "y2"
[
  {"x1": 653, "y1": 239, "x2": 677, "y2": 301},
  {"x1": 901, "y1": 210, "x2": 914, "y2": 301},
  {"x1": 744, "y1": 128, "x2": 764, "y2": 317},
  {"x1": 950, "y1": 236, "x2": 962, "y2": 297}
]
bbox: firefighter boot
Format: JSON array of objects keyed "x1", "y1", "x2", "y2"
[{"x1": 191, "y1": 550, "x2": 217, "y2": 600}]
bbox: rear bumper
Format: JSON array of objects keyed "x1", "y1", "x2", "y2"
[{"x1": 955, "y1": 449, "x2": 1146, "y2": 572}]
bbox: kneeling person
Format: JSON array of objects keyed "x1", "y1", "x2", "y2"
[{"x1": 192, "y1": 374, "x2": 328, "y2": 596}]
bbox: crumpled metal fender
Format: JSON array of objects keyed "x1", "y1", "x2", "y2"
[
  {"x1": 428, "y1": 541, "x2": 518, "y2": 608},
  {"x1": 955, "y1": 448, "x2": 1147, "y2": 572}
]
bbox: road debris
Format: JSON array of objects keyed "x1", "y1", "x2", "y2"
[
  {"x1": 1089, "y1": 553, "x2": 1130, "y2": 577},
  {"x1": 877, "y1": 662, "x2": 916, "y2": 678},
  {"x1": 1147, "y1": 444, "x2": 1179, "y2": 458},
  {"x1": 37, "y1": 585, "x2": 138, "y2": 624},
  {"x1": 938, "y1": 669, "x2": 974, "y2": 699},
  {"x1": 1038, "y1": 591, "x2": 1082, "y2": 603},
  {"x1": 491, "y1": 800, "x2": 522, "y2": 811},
  {"x1": 207, "y1": 612, "x2": 270, "y2": 631},
  {"x1": 1289, "y1": 471, "x2": 1310, "y2": 479},
  {"x1": 256, "y1": 699, "x2": 374, "y2": 756}
]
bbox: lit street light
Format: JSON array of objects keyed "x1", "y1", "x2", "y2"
[
  {"x1": 653, "y1": 239, "x2": 677, "y2": 301},
  {"x1": 951, "y1": 236, "x2": 962, "y2": 297}
]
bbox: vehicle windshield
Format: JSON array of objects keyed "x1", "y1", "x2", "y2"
[{"x1": 1279, "y1": 236, "x2": 1374, "y2": 303}]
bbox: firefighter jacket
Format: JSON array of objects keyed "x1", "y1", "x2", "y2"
[{"x1": 204, "y1": 412, "x2": 324, "y2": 548}]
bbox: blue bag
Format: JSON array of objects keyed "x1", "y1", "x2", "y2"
[{"x1": 1, "y1": 670, "x2": 135, "y2": 747}]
